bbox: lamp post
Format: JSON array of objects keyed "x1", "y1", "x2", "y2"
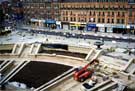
[{"x1": 127, "y1": 22, "x2": 131, "y2": 55}]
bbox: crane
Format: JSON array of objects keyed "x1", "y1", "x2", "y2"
[{"x1": 74, "y1": 59, "x2": 99, "y2": 82}]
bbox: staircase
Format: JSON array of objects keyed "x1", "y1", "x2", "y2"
[
  {"x1": 0, "y1": 60, "x2": 30, "y2": 85},
  {"x1": 85, "y1": 49, "x2": 102, "y2": 62}
]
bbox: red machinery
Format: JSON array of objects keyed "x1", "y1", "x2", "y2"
[{"x1": 74, "y1": 59, "x2": 99, "y2": 82}]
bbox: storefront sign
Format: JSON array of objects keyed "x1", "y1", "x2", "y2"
[
  {"x1": 45, "y1": 19, "x2": 56, "y2": 24},
  {"x1": 86, "y1": 24, "x2": 96, "y2": 31}
]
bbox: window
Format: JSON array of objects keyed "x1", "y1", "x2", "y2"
[
  {"x1": 70, "y1": 17, "x2": 73, "y2": 21},
  {"x1": 102, "y1": 12, "x2": 105, "y2": 16},
  {"x1": 94, "y1": 18, "x2": 96, "y2": 22},
  {"x1": 63, "y1": 17, "x2": 65, "y2": 21},
  {"x1": 129, "y1": 10, "x2": 132, "y2": 17},
  {"x1": 112, "y1": 19, "x2": 114, "y2": 23},
  {"x1": 78, "y1": 18, "x2": 80, "y2": 22},
  {"x1": 89, "y1": 11, "x2": 91, "y2": 16},
  {"x1": 108, "y1": 12, "x2": 110, "y2": 16},
  {"x1": 102, "y1": 18, "x2": 104, "y2": 23},
  {"x1": 117, "y1": 19, "x2": 120, "y2": 23},
  {"x1": 112, "y1": 12, "x2": 114, "y2": 16},
  {"x1": 66, "y1": 17, "x2": 68, "y2": 21},
  {"x1": 121, "y1": 19, "x2": 124, "y2": 24},
  {"x1": 107, "y1": 18, "x2": 110, "y2": 23},
  {"x1": 74, "y1": 17, "x2": 76, "y2": 21},
  {"x1": 122, "y1": 12, "x2": 125, "y2": 17},
  {"x1": 84, "y1": 18, "x2": 86, "y2": 22},
  {"x1": 93, "y1": 11, "x2": 95, "y2": 16},
  {"x1": 70, "y1": 11, "x2": 72, "y2": 15},
  {"x1": 66, "y1": 11, "x2": 68, "y2": 15},
  {"x1": 99, "y1": 12, "x2": 100, "y2": 16},
  {"x1": 98, "y1": 18, "x2": 100, "y2": 23},
  {"x1": 118, "y1": 12, "x2": 120, "y2": 16}
]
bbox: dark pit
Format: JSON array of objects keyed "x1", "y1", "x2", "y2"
[
  {"x1": 0, "y1": 60, "x2": 4, "y2": 64},
  {"x1": 9, "y1": 61, "x2": 72, "y2": 88}
]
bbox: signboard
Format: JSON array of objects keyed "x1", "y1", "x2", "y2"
[
  {"x1": 45, "y1": 19, "x2": 56, "y2": 24},
  {"x1": 86, "y1": 24, "x2": 96, "y2": 31},
  {"x1": 128, "y1": 0, "x2": 135, "y2": 4}
]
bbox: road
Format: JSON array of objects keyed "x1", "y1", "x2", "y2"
[{"x1": 0, "y1": 29, "x2": 135, "y2": 49}]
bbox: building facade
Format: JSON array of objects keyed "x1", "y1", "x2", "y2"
[
  {"x1": 60, "y1": 0, "x2": 135, "y2": 33},
  {"x1": 21, "y1": 0, "x2": 135, "y2": 33},
  {"x1": 11, "y1": 0, "x2": 24, "y2": 21},
  {"x1": 22, "y1": 0, "x2": 60, "y2": 28}
]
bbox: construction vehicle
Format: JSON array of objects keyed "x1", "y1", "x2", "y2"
[{"x1": 74, "y1": 59, "x2": 99, "y2": 82}]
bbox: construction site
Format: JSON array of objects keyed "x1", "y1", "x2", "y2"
[
  {"x1": 0, "y1": 0, "x2": 135, "y2": 90},
  {"x1": 0, "y1": 42, "x2": 135, "y2": 91}
]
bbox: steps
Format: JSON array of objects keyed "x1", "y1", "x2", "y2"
[
  {"x1": 0, "y1": 60, "x2": 14, "y2": 73},
  {"x1": 11, "y1": 44, "x2": 24, "y2": 55},
  {"x1": 30, "y1": 44, "x2": 41, "y2": 55},
  {"x1": 0, "y1": 60, "x2": 30, "y2": 85},
  {"x1": 88, "y1": 79, "x2": 117, "y2": 91},
  {"x1": 85, "y1": 49, "x2": 102, "y2": 62}
]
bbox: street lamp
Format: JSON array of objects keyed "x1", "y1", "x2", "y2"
[{"x1": 127, "y1": 24, "x2": 132, "y2": 55}]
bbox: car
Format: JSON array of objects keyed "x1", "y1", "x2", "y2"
[
  {"x1": 80, "y1": 76, "x2": 97, "y2": 91},
  {"x1": 81, "y1": 80, "x2": 96, "y2": 91}
]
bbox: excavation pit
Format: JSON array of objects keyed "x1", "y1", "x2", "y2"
[{"x1": 9, "y1": 61, "x2": 72, "y2": 88}]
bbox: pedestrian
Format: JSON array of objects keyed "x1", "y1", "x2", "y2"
[{"x1": 129, "y1": 50, "x2": 131, "y2": 55}]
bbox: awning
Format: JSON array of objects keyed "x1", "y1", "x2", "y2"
[
  {"x1": 30, "y1": 19, "x2": 39, "y2": 22},
  {"x1": 30, "y1": 19, "x2": 45, "y2": 23},
  {"x1": 45, "y1": 19, "x2": 56, "y2": 24},
  {"x1": 114, "y1": 25, "x2": 126, "y2": 28}
]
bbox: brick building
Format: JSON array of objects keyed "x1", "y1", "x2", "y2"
[
  {"x1": 21, "y1": 0, "x2": 135, "y2": 33},
  {"x1": 60, "y1": 0, "x2": 135, "y2": 33},
  {"x1": 22, "y1": 0, "x2": 60, "y2": 28}
]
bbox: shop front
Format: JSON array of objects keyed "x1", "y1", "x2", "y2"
[
  {"x1": 44, "y1": 19, "x2": 56, "y2": 29},
  {"x1": 56, "y1": 21, "x2": 61, "y2": 29},
  {"x1": 30, "y1": 18, "x2": 45, "y2": 27},
  {"x1": 113, "y1": 24, "x2": 127, "y2": 34},
  {"x1": 104, "y1": 24, "x2": 115, "y2": 33},
  {"x1": 61, "y1": 22, "x2": 70, "y2": 30},
  {"x1": 96, "y1": 24, "x2": 105, "y2": 32},
  {"x1": 129, "y1": 25, "x2": 135, "y2": 34},
  {"x1": 86, "y1": 23, "x2": 97, "y2": 32},
  {"x1": 70, "y1": 22, "x2": 86, "y2": 31}
]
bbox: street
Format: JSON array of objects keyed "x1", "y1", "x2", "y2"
[{"x1": 0, "y1": 29, "x2": 135, "y2": 49}]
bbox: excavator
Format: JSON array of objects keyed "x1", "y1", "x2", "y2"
[{"x1": 74, "y1": 59, "x2": 99, "y2": 82}]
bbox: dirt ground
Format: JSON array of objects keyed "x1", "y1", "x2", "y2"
[
  {"x1": 40, "y1": 50, "x2": 87, "y2": 58},
  {"x1": 9, "y1": 61, "x2": 72, "y2": 88}
]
